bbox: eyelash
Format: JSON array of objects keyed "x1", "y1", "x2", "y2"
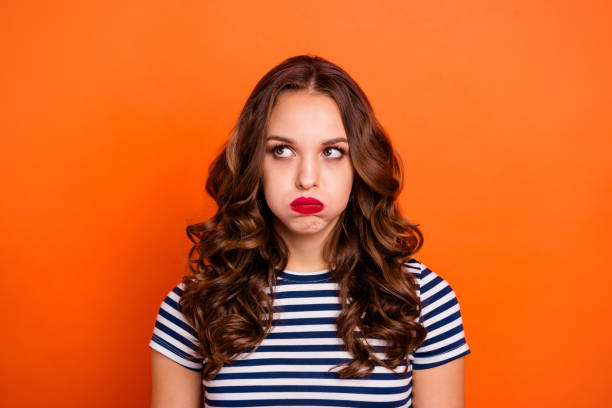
[{"x1": 268, "y1": 144, "x2": 347, "y2": 158}]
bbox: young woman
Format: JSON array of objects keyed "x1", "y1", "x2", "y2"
[{"x1": 149, "y1": 54, "x2": 470, "y2": 408}]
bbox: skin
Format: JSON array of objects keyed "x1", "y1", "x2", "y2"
[
  {"x1": 151, "y1": 350, "x2": 202, "y2": 408},
  {"x1": 262, "y1": 89, "x2": 354, "y2": 272},
  {"x1": 150, "y1": 89, "x2": 466, "y2": 408},
  {"x1": 412, "y1": 356, "x2": 466, "y2": 408}
]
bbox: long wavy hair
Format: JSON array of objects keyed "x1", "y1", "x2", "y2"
[{"x1": 179, "y1": 54, "x2": 427, "y2": 381}]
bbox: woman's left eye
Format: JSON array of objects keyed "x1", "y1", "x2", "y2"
[{"x1": 323, "y1": 146, "x2": 346, "y2": 158}]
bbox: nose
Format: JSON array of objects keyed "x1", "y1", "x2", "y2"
[{"x1": 295, "y1": 154, "x2": 319, "y2": 190}]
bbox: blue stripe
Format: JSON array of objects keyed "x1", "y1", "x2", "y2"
[
  {"x1": 172, "y1": 285, "x2": 184, "y2": 297},
  {"x1": 424, "y1": 310, "x2": 461, "y2": 332},
  {"x1": 150, "y1": 334, "x2": 202, "y2": 368},
  {"x1": 279, "y1": 275, "x2": 332, "y2": 284},
  {"x1": 422, "y1": 296, "x2": 458, "y2": 322},
  {"x1": 205, "y1": 384, "x2": 409, "y2": 395},
  {"x1": 213, "y1": 371, "x2": 408, "y2": 380},
  {"x1": 276, "y1": 303, "x2": 341, "y2": 312},
  {"x1": 414, "y1": 337, "x2": 467, "y2": 358},
  {"x1": 252, "y1": 344, "x2": 387, "y2": 353},
  {"x1": 254, "y1": 344, "x2": 346, "y2": 352},
  {"x1": 265, "y1": 331, "x2": 339, "y2": 339},
  {"x1": 205, "y1": 397, "x2": 410, "y2": 408},
  {"x1": 154, "y1": 320, "x2": 200, "y2": 351},
  {"x1": 421, "y1": 285, "x2": 453, "y2": 309},
  {"x1": 158, "y1": 306, "x2": 199, "y2": 338},
  {"x1": 268, "y1": 317, "x2": 337, "y2": 326},
  {"x1": 402, "y1": 261, "x2": 421, "y2": 272},
  {"x1": 419, "y1": 273, "x2": 442, "y2": 294},
  {"x1": 413, "y1": 348, "x2": 471, "y2": 370},
  {"x1": 274, "y1": 290, "x2": 338, "y2": 299},
  {"x1": 225, "y1": 358, "x2": 354, "y2": 367},
  {"x1": 418, "y1": 324, "x2": 465, "y2": 349},
  {"x1": 417, "y1": 266, "x2": 431, "y2": 279}
]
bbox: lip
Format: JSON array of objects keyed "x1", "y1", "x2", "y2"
[{"x1": 290, "y1": 196, "x2": 324, "y2": 214}]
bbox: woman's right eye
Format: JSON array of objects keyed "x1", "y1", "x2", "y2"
[{"x1": 270, "y1": 144, "x2": 292, "y2": 158}]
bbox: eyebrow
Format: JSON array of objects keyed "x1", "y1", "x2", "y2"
[{"x1": 266, "y1": 135, "x2": 348, "y2": 146}]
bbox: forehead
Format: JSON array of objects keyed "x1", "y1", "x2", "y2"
[{"x1": 266, "y1": 90, "x2": 347, "y2": 143}]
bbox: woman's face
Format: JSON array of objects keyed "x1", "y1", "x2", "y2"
[{"x1": 262, "y1": 90, "x2": 354, "y2": 241}]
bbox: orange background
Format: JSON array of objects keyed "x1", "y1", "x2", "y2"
[{"x1": 1, "y1": 1, "x2": 610, "y2": 407}]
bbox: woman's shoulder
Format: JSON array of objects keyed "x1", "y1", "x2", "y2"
[
  {"x1": 403, "y1": 258, "x2": 472, "y2": 368},
  {"x1": 400, "y1": 257, "x2": 438, "y2": 283},
  {"x1": 401, "y1": 257, "x2": 457, "y2": 303},
  {"x1": 149, "y1": 280, "x2": 204, "y2": 371},
  {"x1": 154, "y1": 281, "x2": 196, "y2": 330},
  {"x1": 155, "y1": 281, "x2": 190, "y2": 313},
  {"x1": 401, "y1": 257, "x2": 426, "y2": 277}
]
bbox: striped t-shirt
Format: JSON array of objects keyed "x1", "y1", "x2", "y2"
[{"x1": 149, "y1": 258, "x2": 470, "y2": 407}]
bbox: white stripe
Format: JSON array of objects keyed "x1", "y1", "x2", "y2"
[
  {"x1": 208, "y1": 377, "x2": 410, "y2": 388},
  {"x1": 260, "y1": 337, "x2": 386, "y2": 346},
  {"x1": 272, "y1": 282, "x2": 339, "y2": 293},
  {"x1": 416, "y1": 331, "x2": 466, "y2": 353},
  {"x1": 206, "y1": 404, "x2": 396, "y2": 408},
  {"x1": 207, "y1": 406, "x2": 406, "y2": 408},
  {"x1": 166, "y1": 289, "x2": 182, "y2": 303},
  {"x1": 419, "y1": 271, "x2": 436, "y2": 287},
  {"x1": 205, "y1": 390, "x2": 411, "y2": 402},
  {"x1": 274, "y1": 296, "x2": 339, "y2": 306},
  {"x1": 421, "y1": 303, "x2": 460, "y2": 328},
  {"x1": 149, "y1": 341, "x2": 203, "y2": 370},
  {"x1": 421, "y1": 291, "x2": 455, "y2": 316},
  {"x1": 215, "y1": 364, "x2": 407, "y2": 375},
  {"x1": 267, "y1": 324, "x2": 339, "y2": 333},
  {"x1": 232, "y1": 351, "x2": 391, "y2": 361},
  {"x1": 160, "y1": 299, "x2": 194, "y2": 328},
  {"x1": 402, "y1": 261, "x2": 421, "y2": 271},
  {"x1": 271, "y1": 310, "x2": 340, "y2": 319},
  {"x1": 152, "y1": 327, "x2": 202, "y2": 358},
  {"x1": 423, "y1": 316, "x2": 462, "y2": 340},
  {"x1": 420, "y1": 279, "x2": 448, "y2": 302},
  {"x1": 412, "y1": 343, "x2": 470, "y2": 365},
  {"x1": 156, "y1": 313, "x2": 200, "y2": 345}
]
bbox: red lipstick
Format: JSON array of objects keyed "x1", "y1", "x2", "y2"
[{"x1": 290, "y1": 197, "x2": 324, "y2": 214}]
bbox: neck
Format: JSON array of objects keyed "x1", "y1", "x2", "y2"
[{"x1": 273, "y1": 217, "x2": 336, "y2": 272}]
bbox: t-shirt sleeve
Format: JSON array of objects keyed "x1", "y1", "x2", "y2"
[
  {"x1": 404, "y1": 259, "x2": 471, "y2": 370},
  {"x1": 148, "y1": 282, "x2": 205, "y2": 372}
]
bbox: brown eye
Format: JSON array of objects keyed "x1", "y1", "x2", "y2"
[
  {"x1": 271, "y1": 144, "x2": 292, "y2": 158},
  {"x1": 323, "y1": 146, "x2": 345, "y2": 158}
]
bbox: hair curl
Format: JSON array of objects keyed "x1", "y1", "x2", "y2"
[{"x1": 179, "y1": 54, "x2": 427, "y2": 381}]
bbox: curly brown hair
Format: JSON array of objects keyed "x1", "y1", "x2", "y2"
[{"x1": 179, "y1": 54, "x2": 427, "y2": 381}]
